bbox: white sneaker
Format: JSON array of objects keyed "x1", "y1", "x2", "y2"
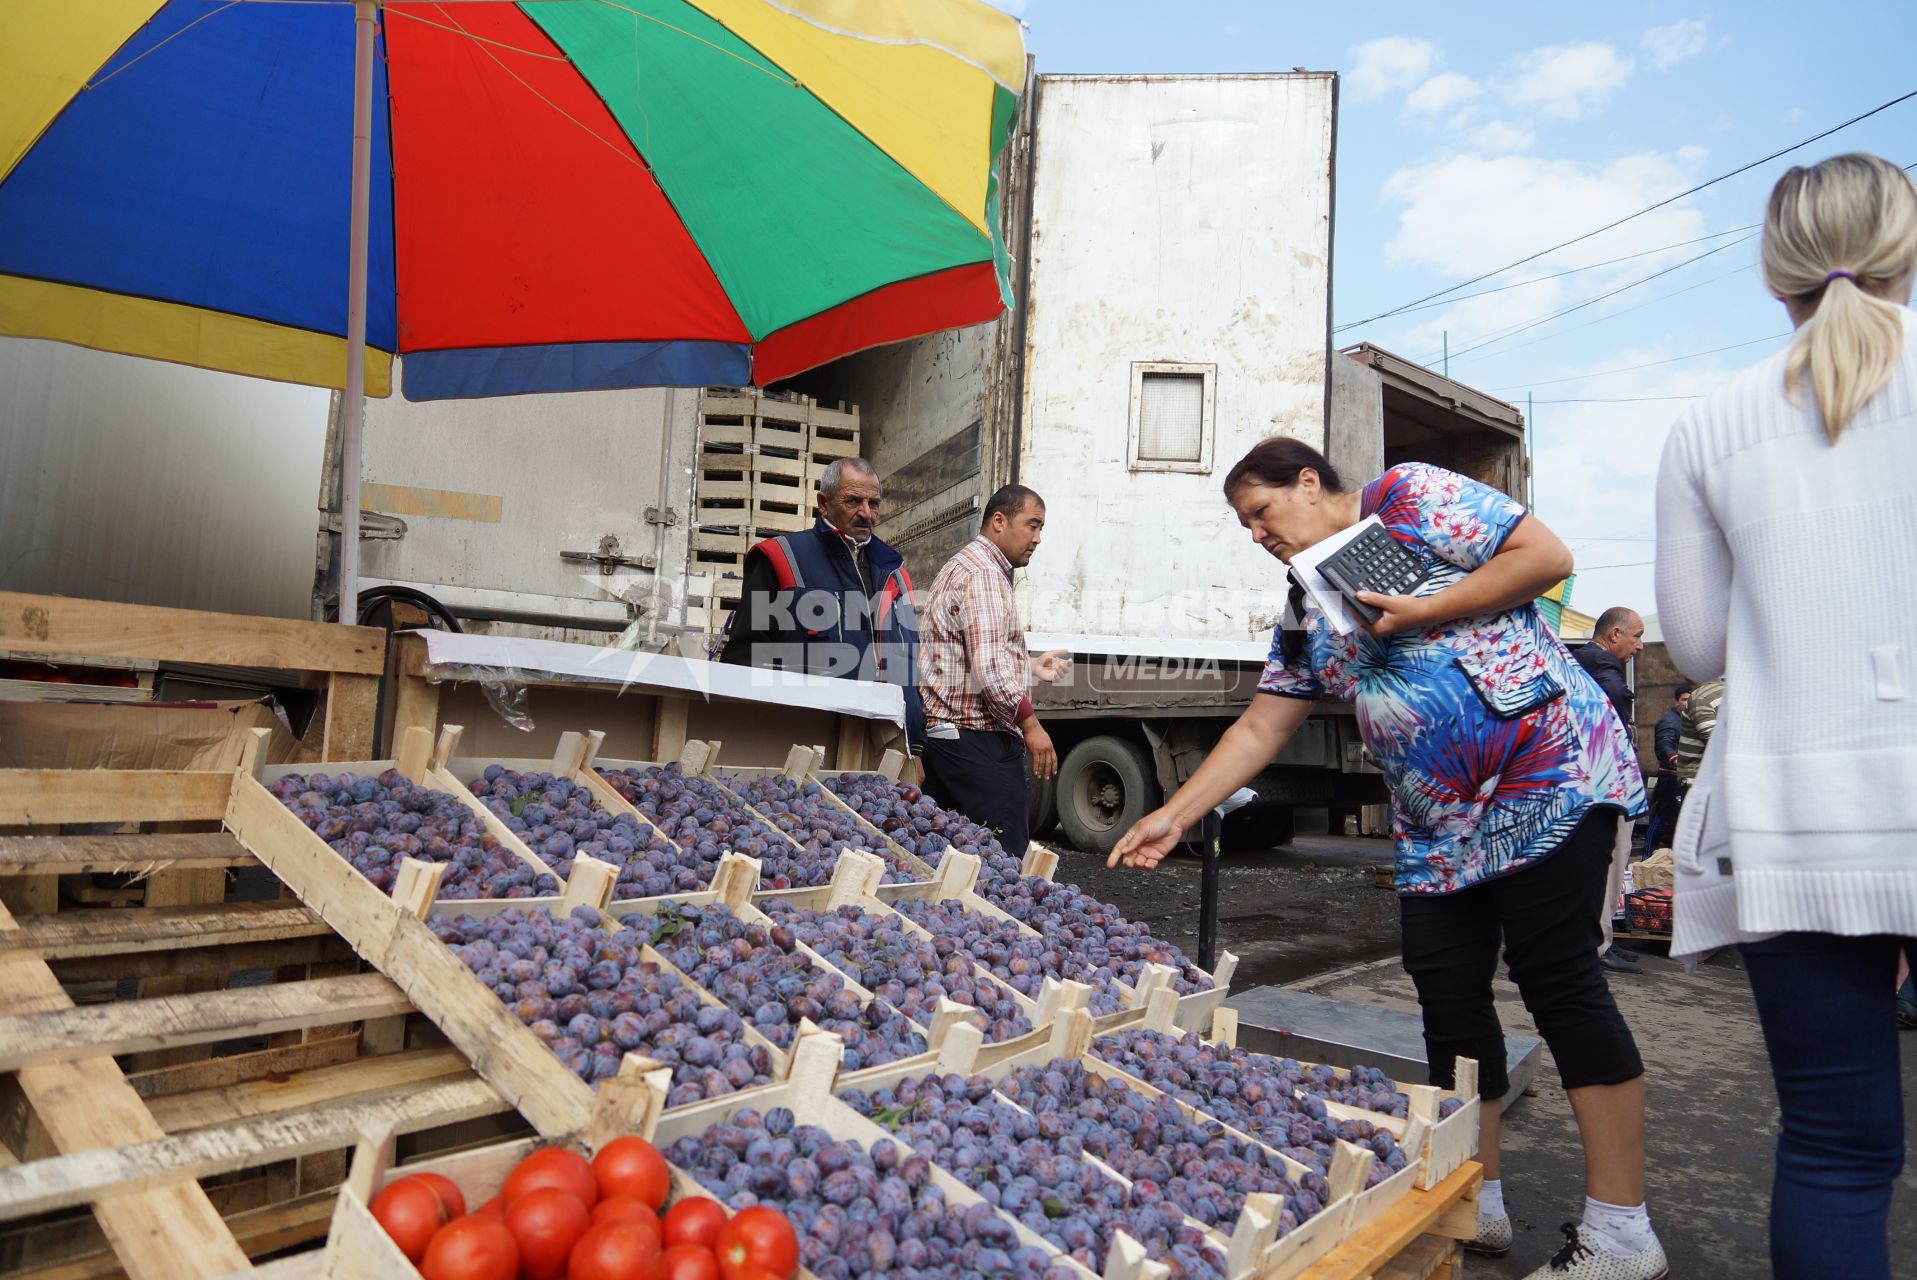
[
  {"x1": 1463, "y1": 1214, "x2": 1512, "y2": 1256},
  {"x1": 1521, "y1": 1223, "x2": 1669, "y2": 1280}
]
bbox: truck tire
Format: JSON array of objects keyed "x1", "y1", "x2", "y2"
[{"x1": 1056, "y1": 736, "x2": 1159, "y2": 855}]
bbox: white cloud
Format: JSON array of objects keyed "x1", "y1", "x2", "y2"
[
  {"x1": 1347, "y1": 36, "x2": 1438, "y2": 101},
  {"x1": 1404, "y1": 73, "x2": 1480, "y2": 117},
  {"x1": 1506, "y1": 43, "x2": 1634, "y2": 119},
  {"x1": 1470, "y1": 120, "x2": 1536, "y2": 153},
  {"x1": 1380, "y1": 148, "x2": 1709, "y2": 281},
  {"x1": 1782, "y1": 106, "x2": 1805, "y2": 123},
  {"x1": 1641, "y1": 18, "x2": 1710, "y2": 71}
]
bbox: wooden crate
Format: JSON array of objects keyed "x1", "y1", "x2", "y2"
[
  {"x1": 0, "y1": 768, "x2": 516, "y2": 1279},
  {"x1": 257, "y1": 726, "x2": 568, "y2": 905},
  {"x1": 0, "y1": 591, "x2": 385, "y2": 763}
]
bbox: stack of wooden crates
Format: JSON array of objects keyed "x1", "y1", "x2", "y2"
[{"x1": 687, "y1": 389, "x2": 860, "y2": 648}]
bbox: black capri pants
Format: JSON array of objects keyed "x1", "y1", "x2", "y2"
[{"x1": 1399, "y1": 808, "x2": 1643, "y2": 1101}]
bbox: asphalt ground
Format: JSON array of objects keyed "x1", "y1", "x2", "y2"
[{"x1": 1048, "y1": 833, "x2": 1917, "y2": 1279}]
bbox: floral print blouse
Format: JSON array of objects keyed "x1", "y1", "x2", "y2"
[{"x1": 1259, "y1": 463, "x2": 1645, "y2": 894}]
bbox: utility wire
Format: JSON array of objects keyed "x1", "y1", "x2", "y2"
[
  {"x1": 1340, "y1": 87, "x2": 1917, "y2": 330},
  {"x1": 1427, "y1": 236, "x2": 1754, "y2": 365},
  {"x1": 1533, "y1": 394, "x2": 1704, "y2": 403},
  {"x1": 1489, "y1": 332, "x2": 1788, "y2": 391},
  {"x1": 1332, "y1": 224, "x2": 1760, "y2": 332},
  {"x1": 1448, "y1": 261, "x2": 1757, "y2": 367}
]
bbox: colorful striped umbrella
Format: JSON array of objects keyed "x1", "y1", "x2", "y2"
[
  {"x1": 1, "y1": 1, "x2": 1025, "y2": 398},
  {"x1": 2, "y1": 0, "x2": 1023, "y2": 618}
]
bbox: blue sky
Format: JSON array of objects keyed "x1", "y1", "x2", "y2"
[{"x1": 996, "y1": 0, "x2": 1917, "y2": 619}]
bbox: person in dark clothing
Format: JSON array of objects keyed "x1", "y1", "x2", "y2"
[
  {"x1": 1574, "y1": 606, "x2": 1647, "y2": 972},
  {"x1": 1573, "y1": 606, "x2": 1644, "y2": 733},
  {"x1": 1643, "y1": 684, "x2": 1693, "y2": 854},
  {"x1": 718, "y1": 457, "x2": 925, "y2": 761}
]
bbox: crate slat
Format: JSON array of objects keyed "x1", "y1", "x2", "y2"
[
  {"x1": 0, "y1": 973, "x2": 411, "y2": 1071},
  {"x1": 1, "y1": 902, "x2": 326, "y2": 961}
]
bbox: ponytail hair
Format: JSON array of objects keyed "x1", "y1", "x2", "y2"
[{"x1": 1761, "y1": 153, "x2": 1917, "y2": 442}]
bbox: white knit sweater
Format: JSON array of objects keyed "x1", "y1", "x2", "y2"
[{"x1": 1656, "y1": 306, "x2": 1917, "y2": 955}]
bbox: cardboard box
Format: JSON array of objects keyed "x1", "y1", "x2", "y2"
[{"x1": 0, "y1": 697, "x2": 305, "y2": 771}]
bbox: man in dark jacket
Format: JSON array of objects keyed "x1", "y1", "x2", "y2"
[
  {"x1": 718, "y1": 457, "x2": 925, "y2": 761},
  {"x1": 1574, "y1": 606, "x2": 1646, "y2": 973},
  {"x1": 1573, "y1": 606, "x2": 1644, "y2": 735},
  {"x1": 1643, "y1": 684, "x2": 1692, "y2": 853}
]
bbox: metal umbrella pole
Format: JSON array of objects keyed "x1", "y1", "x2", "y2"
[
  {"x1": 337, "y1": 0, "x2": 378, "y2": 625},
  {"x1": 1189, "y1": 787, "x2": 1257, "y2": 972}
]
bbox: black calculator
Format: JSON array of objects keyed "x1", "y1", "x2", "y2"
[{"x1": 1316, "y1": 523, "x2": 1428, "y2": 625}]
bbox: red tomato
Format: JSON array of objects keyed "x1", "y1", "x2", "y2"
[
  {"x1": 420, "y1": 1215, "x2": 519, "y2": 1280},
  {"x1": 593, "y1": 1196, "x2": 662, "y2": 1232},
  {"x1": 412, "y1": 1171, "x2": 468, "y2": 1221},
  {"x1": 569, "y1": 1220, "x2": 666, "y2": 1280},
  {"x1": 662, "y1": 1243, "x2": 722, "y2": 1280},
  {"x1": 503, "y1": 1187, "x2": 591, "y2": 1280},
  {"x1": 662, "y1": 1197, "x2": 727, "y2": 1251},
  {"x1": 502, "y1": 1147, "x2": 598, "y2": 1212},
  {"x1": 593, "y1": 1136, "x2": 671, "y2": 1210},
  {"x1": 713, "y1": 1207, "x2": 798, "y2": 1280},
  {"x1": 475, "y1": 1195, "x2": 505, "y2": 1219},
  {"x1": 370, "y1": 1177, "x2": 448, "y2": 1262}
]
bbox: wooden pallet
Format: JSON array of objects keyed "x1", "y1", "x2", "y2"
[{"x1": 0, "y1": 777, "x2": 511, "y2": 1279}]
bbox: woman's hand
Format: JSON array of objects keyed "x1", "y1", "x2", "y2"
[
  {"x1": 1357, "y1": 592, "x2": 1432, "y2": 638},
  {"x1": 1107, "y1": 807, "x2": 1185, "y2": 869}
]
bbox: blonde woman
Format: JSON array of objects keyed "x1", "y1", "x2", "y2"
[{"x1": 1657, "y1": 152, "x2": 1917, "y2": 1278}]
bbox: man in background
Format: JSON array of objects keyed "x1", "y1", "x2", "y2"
[
  {"x1": 1575, "y1": 606, "x2": 1647, "y2": 974},
  {"x1": 916, "y1": 484, "x2": 1068, "y2": 858},
  {"x1": 1675, "y1": 677, "x2": 1722, "y2": 783},
  {"x1": 1644, "y1": 683, "x2": 1693, "y2": 854},
  {"x1": 719, "y1": 457, "x2": 924, "y2": 767}
]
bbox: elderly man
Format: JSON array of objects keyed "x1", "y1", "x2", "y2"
[
  {"x1": 719, "y1": 457, "x2": 923, "y2": 759},
  {"x1": 1574, "y1": 606, "x2": 1648, "y2": 973},
  {"x1": 917, "y1": 484, "x2": 1067, "y2": 859}
]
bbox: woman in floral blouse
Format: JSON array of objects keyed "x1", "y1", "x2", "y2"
[{"x1": 1108, "y1": 438, "x2": 1660, "y2": 1280}]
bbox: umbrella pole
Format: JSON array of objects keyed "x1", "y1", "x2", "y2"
[{"x1": 338, "y1": 0, "x2": 378, "y2": 625}]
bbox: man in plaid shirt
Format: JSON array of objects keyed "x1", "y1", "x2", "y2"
[{"x1": 918, "y1": 484, "x2": 1068, "y2": 857}]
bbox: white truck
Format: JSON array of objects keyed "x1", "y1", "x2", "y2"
[{"x1": 324, "y1": 71, "x2": 1529, "y2": 853}]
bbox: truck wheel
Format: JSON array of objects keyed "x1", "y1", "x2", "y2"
[
  {"x1": 1056, "y1": 736, "x2": 1159, "y2": 855},
  {"x1": 1027, "y1": 769, "x2": 1059, "y2": 837}
]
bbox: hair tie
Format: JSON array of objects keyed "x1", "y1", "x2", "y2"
[{"x1": 1824, "y1": 269, "x2": 1856, "y2": 285}]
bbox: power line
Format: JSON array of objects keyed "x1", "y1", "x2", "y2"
[
  {"x1": 1533, "y1": 394, "x2": 1704, "y2": 403},
  {"x1": 1341, "y1": 87, "x2": 1917, "y2": 330},
  {"x1": 1453, "y1": 261, "x2": 1757, "y2": 367},
  {"x1": 1332, "y1": 224, "x2": 1760, "y2": 333},
  {"x1": 1441, "y1": 159, "x2": 1914, "y2": 369},
  {"x1": 1489, "y1": 332, "x2": 1788, "y2": 392},
  {"x1": 1574, "y1": 559, "x2": 1656, "y2": 570},
  {"x1": 1426, "y1": 235, "x2": 1754, "y2": 365}
]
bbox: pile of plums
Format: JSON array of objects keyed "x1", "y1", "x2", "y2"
[
  {"x1": 762, "y1": 899, "x2": 1033, "y2": 1043},
  {"x1": 428, "y1": 905, "x2": 772, "y2": 1105},
  {"x1": 467, "y1": 766, "x2": 689, "y2": 898},
  {"x1": 634, "y1": 901, "x2": 927, "y2": 1071},
  {"x1": 824, "y1": 773, "x2": 1024, "y2": 887},
  {"x1": 841, "y1": 1071, "x2": 1228, "y2": 1279},
  {"x1": 727, "y1": 772, "x2": 922, "y2": 886},
  {"x1": 891, "y1": 897, "x2": 1129, "y2": 1017},
  {"x1": 1092, "y1": 1029, "x2": 1407, "y2": 1186},
  {"x1": 665, "y1": 1109, "x2": 1077, "y2": 1280},
  {"x1": 270, "y1": 770, "x2": 559, "y2": 899},
  {"x1": 996, "y1": 1058, "x2": 1315, "y2": 1236}
]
